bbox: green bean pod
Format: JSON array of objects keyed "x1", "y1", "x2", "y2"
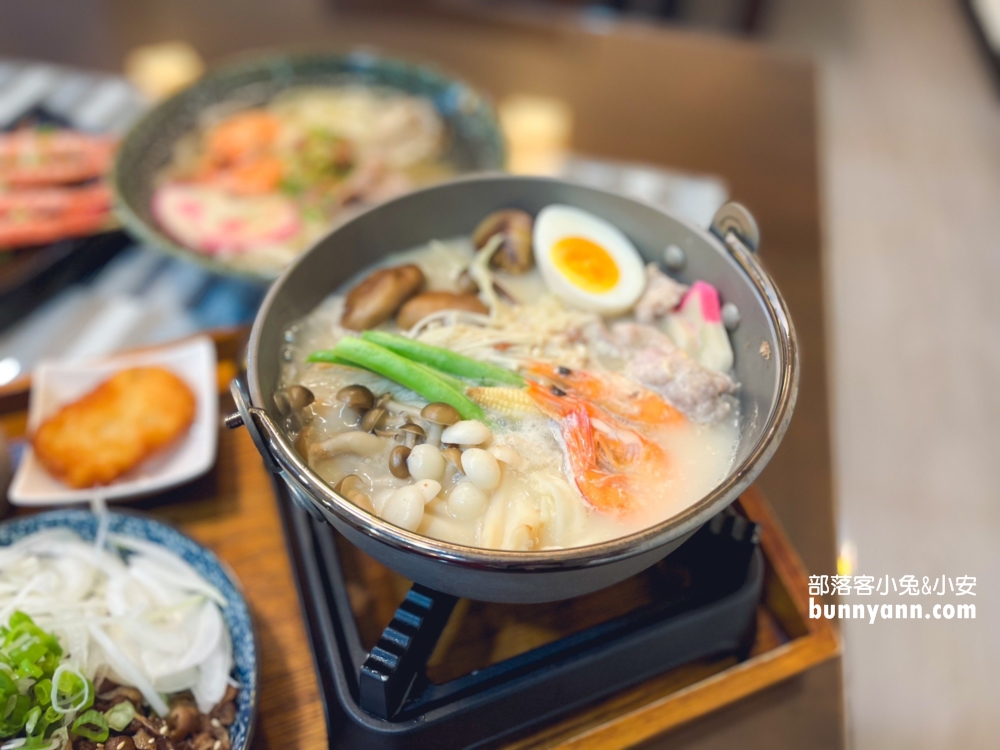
[
  {"x1": 327, "y1": 337, "x2": 486, "y2": 421},
  {"x1": 361, "y1": 331, "x2": 524, "y2": 386}
]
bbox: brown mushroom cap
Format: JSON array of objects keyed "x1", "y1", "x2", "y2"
[
  {"x1": 334, "y1": 475, "x2": 373, "y2": 512},
  {"x1": 398, "y1": 423, "x2": 426, "y2": 445},
  {"x1": 442, "y1": 446, "x2": 464, "y2": 468},
  {"x1": 389, "y1": 445, "x2": 412, "y2": 478},
  {"x1": 396, "y1": 292, "x2": 488, "y2": 330},
  {"x1": 341, "y1": 264, "x2": 425, "y2": 330},
  {"x1": 360, "y1": 407, "x2": 388, "y2": 433},
  {"x1": 472, "y1": 209, "x2": 534, "y2": 274},
  {"x1": 336, "y1": 384, "x2": 375, "y2": 411},
  {"x1": 335, "y1": 475, "x2": 365, "y2": 496},
  {"x1": 274, "y1": 385, "x2": 315, "y2": 415},
  {"x1": 167, "y1": 699, "x2": 200, "y2": 742},
  {"x1": 421, "y1": 402, "x2": 461, "y2": 426}
]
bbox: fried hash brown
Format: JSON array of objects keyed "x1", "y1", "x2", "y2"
[{"x1": 33, "y1": 366, "x2": 197, "y2": 488}]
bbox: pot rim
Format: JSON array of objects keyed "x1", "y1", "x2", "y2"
[{"x1": 246, "y1": 173, "x2": 798, "y2": 572}]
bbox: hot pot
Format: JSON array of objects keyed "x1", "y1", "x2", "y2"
[{"x1": 229, "y1": 175, "x2": 798, "y2": 603}]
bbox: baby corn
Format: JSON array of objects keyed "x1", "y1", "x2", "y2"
[{"x1": 467, "y1": 387, "x2": 541, "y2": 418}]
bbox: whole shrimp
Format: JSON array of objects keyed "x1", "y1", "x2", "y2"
[
  {"x1": 525, "y1": 361, "x2": 683, "y2": 427},
  {"x1": 526, "y1": 379, "x2": 670, "y2": 514}
]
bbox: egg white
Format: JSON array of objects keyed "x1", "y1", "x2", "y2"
[{"x1": 533, "y1": 205, "x2": 647, "y2": 315}]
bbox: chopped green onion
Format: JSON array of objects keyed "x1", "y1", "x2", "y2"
[
  {"x1": 104, "y1": 700, "x2": 136, "y2": 732},
  {"x1": 31, "y1": 681, "x2": 51, "y2": 707},
  {"x1": 50, "y1": 666, "x2": 92, "y2": 715},
  {"x1": 0, "y1": 614, "x2": 65, "y2": 740},
  {"x1": 23, "y1": 706, "x2": 41, "y2": 736},
  {"x1": 327, "y1": 337, "x2": 485, "y2": 421},
  {"x1": 361, "y1": 331, "x2": 525, "y2": 386},
  {"x1": 70, "y1": 709, "x2": 109, "y2": 742},
  {"x1": 28, "y1": 706, "x2": 60, "y2": 740}
]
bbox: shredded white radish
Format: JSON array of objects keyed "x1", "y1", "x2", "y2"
[{"x1": 0, "y1": 527, "x2": 235, "y2": 719}]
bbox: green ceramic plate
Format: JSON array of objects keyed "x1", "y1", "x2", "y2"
[{"x1": 112, "y1": 51, "x2": 506, "y2": 283}]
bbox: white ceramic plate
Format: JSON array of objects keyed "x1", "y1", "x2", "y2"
[{"x1": 8, "y1": 336, "x2": 218, "y2": 505}]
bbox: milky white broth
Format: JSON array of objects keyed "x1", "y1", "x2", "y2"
[{"x1": 279, "y1": 238, "x2": 740, "y2": 550}]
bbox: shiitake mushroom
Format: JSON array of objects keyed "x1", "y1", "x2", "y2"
[
  {"x1": 472, "y1": 209, "x2": 534, "y2": 274},
  {"x1": 341, "y1": 264, "x2": 425, "y2": 330},
  {"x1": 396, "y1": 292, "x2": 488, "y2": 330}
]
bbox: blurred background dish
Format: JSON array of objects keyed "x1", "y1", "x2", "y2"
[
  {"x1": 113, "y1": 52, "x2": 506, "y2": 281},
  {"x1": 0, "y1": 508, "x2": 258, "y2": 750}
]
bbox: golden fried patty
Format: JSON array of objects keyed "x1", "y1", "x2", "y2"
[{"x1": 33, "y1": 366, "x2": 197, "y2": 489}]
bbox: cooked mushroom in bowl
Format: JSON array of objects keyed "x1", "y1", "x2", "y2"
[
  {"x1": 236, "y1": 175, "x2": 797, "y2": 603},
  {"x1": 276, "y1": 204, "x2": 745, "y2": 550}
]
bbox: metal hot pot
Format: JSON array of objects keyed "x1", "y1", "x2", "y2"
[{"x1": 230, "y1": 175, "x2": 798, "y2": 603}]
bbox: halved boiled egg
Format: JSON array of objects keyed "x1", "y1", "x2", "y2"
[{"x1": 533, "y1": 205, "x2": 646, "y2": 315}]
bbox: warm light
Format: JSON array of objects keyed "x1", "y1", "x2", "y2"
[
  {"x1": 124, "y1": 42, "x2": 205, "y2": 100},
  {"x1": 837, "y1": 539, "x2": 857, "y2": 577},
  {"x1": 498, "y1": 94, "x2": 573, "y2": 175}
]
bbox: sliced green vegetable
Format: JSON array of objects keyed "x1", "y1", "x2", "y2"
[
  {"x1": 361, "y1": 331, "x2": 525, "y2": 386},
  {"x1": 0, "y1": 612, "x2": 66, "y2": 739},
  {"x1": 34, "y1": 706, "x2": 60, "y2": 739},
  {"x1": 32, "y1": 679, "x2": 52, "y2": 706},
  {"x1": 408, "y1": 361, "x2": 468, "y2": 393},
  {"x1": 104, "y1": 700, "x2": 136, "y2": 731},
  {"x1": 309, "y1": 348, "x2": 467, "y2": 392},
  {"x1": 307, "y1": 350, "x2": 361, "y2": 368},
  {"x1": 71, "y1": 709, "x2": 109, "y2": 742},
  {"x1": 52, "y1": 667, "x2": 92, "y2": 714},
  {"x1": 329, "y1": 337, "x2": 485, "y2": 421}
]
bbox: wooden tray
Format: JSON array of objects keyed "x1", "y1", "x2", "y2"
[{"x1": 0, "y1": 331, "x2": 840, "y2": 749}]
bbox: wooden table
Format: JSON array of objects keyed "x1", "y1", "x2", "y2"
[{"x1": 1, "y1": 4, "x2": 842, "y2": 748}]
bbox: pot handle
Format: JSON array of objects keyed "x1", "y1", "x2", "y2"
[
  {"x1": 711, "y1": 202, "x2": 800, "y2": 440},
  {"x1": 710, "y1": 202, "x2": 759, "y2": 253},
  {"x1": 226, "y1": 377, "x2": 282, "y2": 474}
]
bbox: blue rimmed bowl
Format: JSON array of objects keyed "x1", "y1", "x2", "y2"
[
  {"x1": 0, "y1": 510, "x2": 258, "y2": 750},
  {"x1": 113, "y1": 50, "x2": 506, "y2": 282}
]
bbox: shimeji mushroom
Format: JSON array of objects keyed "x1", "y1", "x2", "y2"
[
  {"x1": 420, "y1": 402, "x2": 460, "y2": 446},
  {"x1": 336, "y1": 384, "x2": 375, "y2": 413}
]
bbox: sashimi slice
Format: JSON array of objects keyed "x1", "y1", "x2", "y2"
[
  {"x1": 0, "y1": 130, "x2": 116, "y2": 187},
  {"x1": 152, "y1": 181, "x2": 300, "y2": 255},
  {"x1": 0, "y1": 184, "x2": 112, "y2": 250}
]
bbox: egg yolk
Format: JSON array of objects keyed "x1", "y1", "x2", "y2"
[{"x1": 550, "y1": 237, "x2": 620, "y2": 293}]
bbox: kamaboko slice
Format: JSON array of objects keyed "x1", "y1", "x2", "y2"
[{"x1": 152, "y1": 181, "x2": 300, "y2": 255}]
